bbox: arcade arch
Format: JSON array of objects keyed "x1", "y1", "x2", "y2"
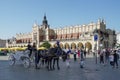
[
  {"x1": 71, "y1": 43, "x2": 76, "y2": 49},
  {"x1": 52, "y1": 43, "x2": 63, "y2": 48},
  {"x1": 53, "y1": 44, "x2": 57, "y2": 48},
  {"x1": 85, "y1": 42, "x2": 92, "y2": 51},
  {"x1": 77, "y1": 42, "x2": 84, "y2": 49},
  {"x1": 64, "y1": 43, "x2": 70, "y2": 49},
  {"x1": 60, "y1": 43, "x2": 63, "y2": 48}
]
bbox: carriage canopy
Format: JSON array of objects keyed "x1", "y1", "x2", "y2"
[{"x1": 38, "y1": 47, "x2": 47, "y2": 50}]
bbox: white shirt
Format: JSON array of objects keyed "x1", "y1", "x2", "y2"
[{"x1": 109, "y1": 55, "x2": 114, "y2": 62}]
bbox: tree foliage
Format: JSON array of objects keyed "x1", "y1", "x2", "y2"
[{"x1": 40, "y1": 41, "x2": 51, "y2": 49}]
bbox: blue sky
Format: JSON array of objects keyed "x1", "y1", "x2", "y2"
[{"x1": 0, "y1": 0, "x2": 120, "y2": 39}]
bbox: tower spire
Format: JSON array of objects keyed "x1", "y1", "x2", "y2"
[
  {"x1": 33, "y1": 20, "x2": 37, "y2": 27},
  {"x1": 42, "y1": 13, "x2": 48, "y2": 25},
  {"x1": 44, "y1": 13, "x2": 46, "y2": 20}
]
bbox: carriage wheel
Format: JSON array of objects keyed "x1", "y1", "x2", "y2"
[
  {"x1": 23, "y1": 57, "x2": 30, "y2": 68},
  {"x1": 8, "y1": 55, "x2": 15, "y2": 66},
  {"x1": 29, "y1": 56, "x2": 35, "y2": 63}
]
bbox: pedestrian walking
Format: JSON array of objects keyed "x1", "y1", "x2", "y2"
[
  {"x1": 77, "y1": 49, "x2": 80, "y2": 59},
  {"x1": 105, "y1": 49, "x2": 110, "y2": 64},
  {"x1": 27, "y1": 42, "x2": 32, "y2": 57},
  {"x1": 73, "y1": 49, "x2": 77, "y2": 61},
  {"x1": 80, "y1": 49, "x2": 84, "y2": 68},
  {"x1": 109, "y1": 53, "x2": 114, "y2": 67},
  {"x1": 84, "y1": 50, "x2": 86, "y2": 58},
  {"x1": 66, "y1": 54, "x2": 70, "y2": 68},
  {"x1": 66, "y1": 48, "x2": 71, "y2": 68},
  {"x1": 32, "y1": 43, "x2": 40, "y2": 69},
  {"x1": 99, "y1": 49, "x2": 104, "y2": 65},
  {"x1": 113, "y1": 50, "x2": 119, "y2": 68}
]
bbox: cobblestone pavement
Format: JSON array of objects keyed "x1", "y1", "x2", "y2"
[{"x1": 0, "y1": 55, "x2": 120, "y2": 80}]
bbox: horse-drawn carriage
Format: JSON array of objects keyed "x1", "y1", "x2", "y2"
[
  {"x1": 8, "y1": 46, "x2": 68, "y2": 70},
  {"x1": 8, "y1": 50, "x2": 30, "y2": 68},
  {"x1": 8, "y1": 47, "x2": 48, "y2": 68}
]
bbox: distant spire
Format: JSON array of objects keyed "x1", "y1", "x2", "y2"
[
  {"x1": 104, "y1": 20, "x2": 106, "y2": 24},
  {"x1": 44, "y1": 13, "x2": 46, "y2": 20},
  {"x1": 98, "y1": 18, "x2": 101, "y2": 22},
  {"x1": 42, "y1": 13, "x2": 48, "y2": 26},
  {"x1": 33, "y1": 20, "x2": 37, "y2": 27},
  {"x1": 102, "y1": 18, "x2": 104, "y2": 23}
]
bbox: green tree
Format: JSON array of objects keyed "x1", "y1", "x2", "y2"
[{"x1": 40, "y1": 41, "x2": 51, "y2": 49}]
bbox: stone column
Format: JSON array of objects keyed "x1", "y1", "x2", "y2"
[{"x1": 37, "y1": 26, "x2": 39, "y2": 49}]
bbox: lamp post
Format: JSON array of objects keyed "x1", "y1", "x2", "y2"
[{"x1": 94, "y1": 29, "x2": 98, "y2": 64}]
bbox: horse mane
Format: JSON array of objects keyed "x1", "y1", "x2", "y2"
[{"x1": 48, "y1": 48, "x2": 56, "y2": 55}]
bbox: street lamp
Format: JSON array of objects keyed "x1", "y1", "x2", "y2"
[{"x1": 93, "y1": 28, "x2": 98, "y2": 64}]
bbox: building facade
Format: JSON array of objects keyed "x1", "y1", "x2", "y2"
[
  {"x1": 116, "y1": 32, "x2": 120, "y2": 46},
  {"x1": 6, "y1": 15, "x2": 116, "y2": 51},
  {"x1": 0, "y1": 39, "x2": 6, "y2": 48}
]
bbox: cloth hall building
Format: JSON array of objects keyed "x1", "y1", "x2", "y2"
[{"x1": 6, "y1": 15, "x2": 116, "y2": 51}]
